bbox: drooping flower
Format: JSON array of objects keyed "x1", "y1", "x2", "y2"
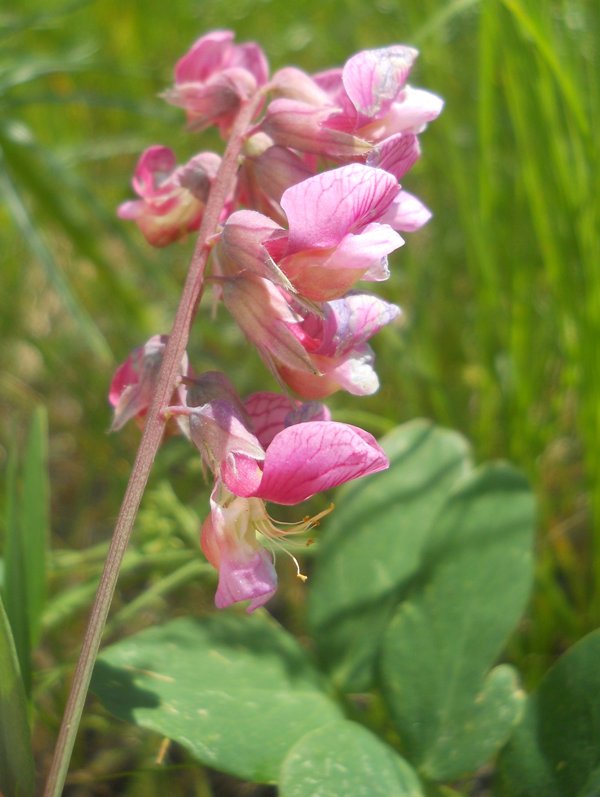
[
  {"x1": 109, "y1": 335, "x2": 188, "y2": 432},
  {"x1": 276, "y1": 291, "x2": 402, "y2": 399},
  {"x1": 163, "y1": 29, "x2": 269, "y2": 135},
  {"x1": 221, "y1": 272, "x2": 401, "y2": 399},
  {"x1": 117, "y1": 146, "x2": 221, "y2": 247},
  {"x1": 170, "y1": 380, "x2": 388, "y2": 611}
]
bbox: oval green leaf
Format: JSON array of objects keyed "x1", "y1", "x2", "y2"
[
  {"x1": 279, "y1": 720, "x2": 424, "y2": 797},
  {"x1": 91, "y1": 613, "x2": 342, "y2": 783},
  {"x1": 498, "y1": 629, "x2": 600, "y2": 797}
]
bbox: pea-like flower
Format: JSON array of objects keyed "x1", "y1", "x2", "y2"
[
  {"x1": 219, "y1": 163, "x2": 409, "y2": 302},
  {"x1": 117, "y1": 146, "x2": 221, "y2": 247},
  {"x1": 167, "y1": 378, "x2": 388, "y2": 611},
  {"x1": 109, "y1": 335, "x2": 189, "y2": 432},
  {"x1": 163, "y1": 29, "x2": 269, "y2": 135},
  {"x1": 264, "y1": 45, "x2": 443, "y2": 160}
]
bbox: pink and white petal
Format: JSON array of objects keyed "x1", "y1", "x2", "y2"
[
  {"x1": 323, "y1": 293, "x2": 402, "y2": 355},
  {"x1": 383, "y1": 190, "x2": 432, "y2": 232},
  {"x1": 281, "y1": 164, "x2": 400, "y2": 250},
  {"x1": 254, "y1": 421, "x2": 389, "y2": 504},
  {"x1": 244, "y1": 392, "x2": 299, "y2": 448},
  {"x1": 342, "y1": 46, "x2": 418, "y2": 118},
  {"x1": 386, "y1": 86, "x2": 444, "y2": 133},
  {"x1": 215, "y1": 547, "x2": 277, "y2": 612},
  {"x1": 318, "y1": 347, "x2": 380, "y2": 396},
  {"x1": 324, "y1": 224, "x2": 404, "y2": 270}
]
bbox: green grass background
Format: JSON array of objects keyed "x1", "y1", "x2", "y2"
[{"x1": 0, "y1": 0, "x2": 598, "y2": 793}]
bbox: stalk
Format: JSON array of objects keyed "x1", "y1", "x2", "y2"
[{"x1": 42, "y1": 91, "x2": 265, "y2": 797}]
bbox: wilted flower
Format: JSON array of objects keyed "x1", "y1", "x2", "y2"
[{"x1": 109, "y1": 335, "x2": 188, "y2": 432}]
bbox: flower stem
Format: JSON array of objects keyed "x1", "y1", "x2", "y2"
[{"x1": 42, "y1": 92, "x2": 265, "y2": 797}]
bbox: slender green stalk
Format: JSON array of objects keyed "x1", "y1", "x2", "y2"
[{"x1": 42, "y1": 90, "x2": 266, "y2": 797}]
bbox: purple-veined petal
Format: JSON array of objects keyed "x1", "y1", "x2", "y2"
[
  {"x1": 251, "y1": 421, "x2": 388, "y2": 504},
  {"x1": 244, "y1": 392, "x2": 299, "y2": 448},
  {"x1": 282, "y1": 164, "x2": 400, "y2": 251}
]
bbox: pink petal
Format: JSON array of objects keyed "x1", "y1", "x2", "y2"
[
  {"x1": 367, "y1": 132, "x2": 421, "y2": 180},
  {"x1": 387, "y1": 86, "x2": 444, "y2": 133},
  {"x1": 215, "y1": 547, "x2": 277, "y2": 612},
  {"x1": 342, "y1": 46, "x2": 418, "y2": 118},
  {"x1": 252, "y1": 421, "x2": 389, "y2": 504},
  {"x1": 383, "y1": 190, "x2": 432, "y2": 231},
  {"x1": 321, "y1": 293, "x2": 402, "y2": 356},
  {"x1": 174, "y1": 31, "x2": 235, "y2": 83},
  {"x1": 281, "y1": 164, "x2": 400, "y2": 251},
  {"x1": 244, "y1": 392, "x2": 299, "y2": 448}
]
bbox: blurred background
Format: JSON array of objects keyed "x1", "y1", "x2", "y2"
[{"x1": 0, "y1": 0, "x2": 598, "y2": 793}]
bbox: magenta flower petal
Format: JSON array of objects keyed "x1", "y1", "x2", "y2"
[
  {"x1": 281, "y1": 163, "x2": 400, "y2": 250},
  {"x1": 251, "y1": 421, "x2": 388, "y2": 504}
]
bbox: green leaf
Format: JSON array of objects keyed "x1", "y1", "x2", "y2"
[
  {"x1": 91, "y1": 613, "x2": 342, "y2": 783},
  {"x1": 380, "y1": 464, "x2": 535, "y2": 781},
  {"x1": 279, "y1": 720, "x2": 425, "y2": 797},
  {"x1": 3, "y1": 436, "x2": 31, "y2": 695},
  {"x1": 3, "y1": 408, "x2": 49, "y2": 695},
  {"x1": 497, "y1": 629, "x2": 600, "y2": 797},
  {"x1": 0, "y1": 592, "x2": 35, "y2": 797},
  {"x1": 309, "y1": 420, "x2": 472, "y2": 691},
  {"x1": 21, "y1": 406, "x2": 49, "y2": 648}
]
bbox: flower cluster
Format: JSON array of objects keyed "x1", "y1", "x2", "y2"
[{"x1": 112, "y1": 30, "x2": 441, "y2": 611}]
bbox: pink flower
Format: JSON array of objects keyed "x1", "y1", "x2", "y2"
[
  {"x1": 109, "y1": 335, "x2": 188, "y2": 432},
  {"x1": 219, "y1": 164, "x2": 405, "y2": 302},
  {"x1": 118, "y1": 146, "x2": 220, "y2": 247},
  {"x1": 163, "y1": 30, "x2": 269, "y2": 134},
  {"x1": 221, "y1": 273, "x2": 400, "y2": 399},
  {"x1": 264, "y1": 45, "x2": 443, "y2": 159},
  {"x1": 179, "y1": 384, "x2": 388, "y2": 611},
  {"x1": 277, "y1": 292, "x2": 402, "y2": 399}
]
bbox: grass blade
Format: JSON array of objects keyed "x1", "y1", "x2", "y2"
[
  {"x1": 21, "y1": 406, "x2": 49, "y2": 648},
  {"x1": 0, "y1": 592, "x2": 35, "y2": 797}
]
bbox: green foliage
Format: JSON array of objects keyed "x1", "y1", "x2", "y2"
[
  {"x1": 498, "y1": 629, "x2": 600, "y2": 797},
  {"x1": 380, "y1": 464, "x2": 534, "y2": 780},
  {"x1": 309, "y1": 420, "x2": 472, "y2": 690},
  {"x1": 279, "y1": 720, "x2": 424, "y2": 797},
  {"x1": 3, "y1": 406, "x2": 49, "y2": 696},
  {"x1": 0, "y1": 0, "x2": 597, "y2": 793},
  {"x1": 0, "y1": 593, "x2": 35, "y2": 797},
  {"x1": 91, "y1": 613, "x2": 342, "y2": 783}
]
